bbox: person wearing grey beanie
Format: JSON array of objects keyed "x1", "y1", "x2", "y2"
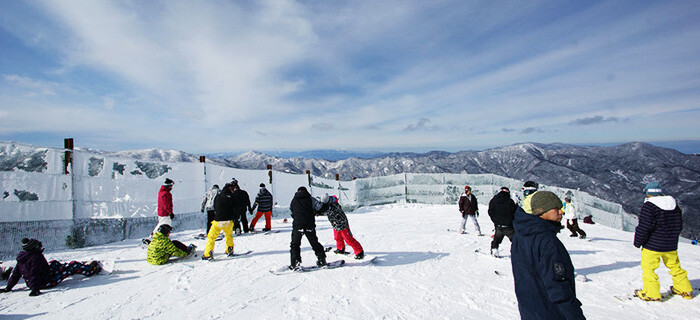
[{"x1": 510, "y1": 191, "x2": 585, "y2": 319}]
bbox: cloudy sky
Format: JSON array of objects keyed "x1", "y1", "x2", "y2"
[{"x1": 1, "y1": 0, "x2": 699, "y2": 153}]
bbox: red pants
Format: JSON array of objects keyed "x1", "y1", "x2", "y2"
[
  {"x1": 250, "y1": 211, "x2": 271, "y2": 230},
  {"x1": 334, "y1": 228, "x2": 363, "y2": 255}
]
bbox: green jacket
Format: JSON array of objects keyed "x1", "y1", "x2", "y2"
[{"x1": 147, "y1": 232, "x2": 188, "y2": 265}]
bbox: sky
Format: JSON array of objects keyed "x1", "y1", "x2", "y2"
[{"x1": 1, "y1": 0, "x2": 700, "y2": 154}]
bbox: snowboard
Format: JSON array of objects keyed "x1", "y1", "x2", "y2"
[
  {"x1": 613, "y1": 288, "x2": 699, "y2": 303},
  {"x1": 99, "y1": 259, "x2": 116, "y2": 274},
  {"x1": 193, "y1": 233, "x2": 224, "y2": 241},
  {"x1": 270, "y1": 260, "x2": 345, "y2": 275},
  {"x1": 203, "y1": 250, "x2": 253, "y2": 262},
  {"x1": 474, "y1": 248, "x2": 510, "y2": 259}
]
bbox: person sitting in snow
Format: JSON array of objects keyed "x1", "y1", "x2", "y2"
[
  {"x1": 317, "y1": 193, "x2": 365, "y2": 259},
  {"x1": 0, "y1": 238, "x2": 102, "y2": 296},
  {"x1": 147, "y1": 224, "x2": 196, "y2": 265},
  {"x1": 633, "y1": 181, "x2": 693, "y2": 301},
  {"x1": 289, "y1": 186, "x2": 327, "y2": 270},
  {"x1": 458, "y1": 185, "x2": 481, "y2": 235}
]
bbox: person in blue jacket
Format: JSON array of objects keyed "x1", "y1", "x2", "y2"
[{"x1": 511, "y1": 191, "x2": 585, "y2": 320}]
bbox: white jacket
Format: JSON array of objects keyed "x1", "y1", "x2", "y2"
[{"x1": 564, "y1": 202, "x2": 578, "y2": 221}]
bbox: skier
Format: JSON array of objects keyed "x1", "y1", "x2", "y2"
[
  {"x1": 511, "y1": 191, "x2": 586, "y2": 319},
  {"x1": 202, "y1": 182, "x2": 237, "y2": 260},
  {"x1": 200, "y1": 184, "x2": 220, "y2": 235},
  {"x1": 250, "y1": 183, "x2": 273, "y2": 232},
  {"x1": 633, "y1": 181, "x2": 693, "y2": 301},
  {"x1": 458, "y1": 185, "x2": 481, "y2": 235},
  {"x1": 154, "y1": 178, "x2": 175, "y2": 235},
  {"x1": 147, "y1": 224, "x2": 196, "y2": 265},
  {"x1": 230, "y1": 179, "x2": 252, "y2": 235},
  {"x1": 487, "y1": 187, "x2": 517, "y2": 257},
  {"x1": 318, "y1": 193, "x2": 365, "y2": 259},
  {"x1": 0, "y1": 238, "x2": 102, "y2": 297},
  {"x1": 563, "y1": 196, "x2": 586, "y2": 239},
  {"x1": 289, "y1": 186, "x2": 327, "y2": 270}
]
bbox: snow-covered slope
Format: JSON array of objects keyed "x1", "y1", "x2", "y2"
[{"x1": 1, "y1": 204, "x2": 698, "y2": 319}]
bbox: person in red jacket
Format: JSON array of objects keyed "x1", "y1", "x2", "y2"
[
  {"x1": 458, "y1": 185, "x2": 482, "y2": 235},
  {"x1": 153, "y1": 178, "x2": 175, "y2": 235}
]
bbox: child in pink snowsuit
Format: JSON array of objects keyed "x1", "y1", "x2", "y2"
[{"x1": 319, "y1": 194, "x2": 365, "y2": 259}]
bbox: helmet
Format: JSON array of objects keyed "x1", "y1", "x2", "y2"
[{"x1": 464, "y1": 185, "x2": 471, "y2": 191}]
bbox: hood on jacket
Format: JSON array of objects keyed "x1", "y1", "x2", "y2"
[
  {"x1": 513, "y1": 206, "x2": 560, "y2": 237},
  {"x1": 294, "y1": 188, "x2": 311, "y2": 199},
  {"x1": 645, "y1": 195, "x2": 677, "y2": 211},
  {"x1": 491, "y1": 191, "x2": 512, "y2": 204},
  {"x1": 16, "y1": 250, "x2": 41, "y2": 264}
]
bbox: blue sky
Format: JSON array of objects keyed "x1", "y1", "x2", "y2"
[{"x1": 1, "y1": 0, "x2": 699, "y2": 153}]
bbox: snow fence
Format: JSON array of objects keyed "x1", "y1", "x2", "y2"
[{"x1": 0, "y1": 142, "x2": 633, "y2": 258}]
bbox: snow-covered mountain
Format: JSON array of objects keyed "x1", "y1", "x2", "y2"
[{"x1": 223, "y1": 143, "x2": 700, "y2": 239}]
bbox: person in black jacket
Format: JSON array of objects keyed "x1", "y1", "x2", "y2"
[
  {"x1": 289, "y1": 186, "x2": 327, "y2": 269},
  {"x1": 231, "y1": 180, "x2": 252, "y2": 235},
  {"x1": 202, "y1": 183, "x2": 236, "y2": 260},
  {"x1": 488, "y1": 187, "x2": 517, "y2": 257},
  {"x1": 511, "y1": 191, "x2": 585, "y2": 320},
  {"x1": 250, "y1": 183, "x2": 274, "y2": 232}
]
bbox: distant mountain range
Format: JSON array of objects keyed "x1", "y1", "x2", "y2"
[{"x1": 98, "y1": 142, "x2": 700, "y2": 239}]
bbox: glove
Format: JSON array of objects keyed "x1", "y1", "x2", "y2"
[
  {"x1": 201, "y1": 209, "x2": 204, "y2": 213},
  {"x1": 169, "y1": 213, "x2": 175, "y2": 219}
]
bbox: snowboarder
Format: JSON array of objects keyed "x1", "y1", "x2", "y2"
[
  {"x1": 202, "y1": 182, "x2": 237, "y2": 260},
  {"x1": 0, "y1": 238, "x2": 102, "y2": 297},
  {"x1": 487, "y1": 187, "x2": 517, "y2": 257},
  {"x1": 633, "y1": 181, "x2": 693, "y2": 301},
  {"x1": 249, "y1": 183, "x2": 273, "y2": 232},
  {"x1": 511, "y1": 191, "x2": 585, "y2": 319},
  {"x1": 563, "y1": 196, "x2": 586, "y2": 239},
  {"x1": 153, "y1": 178, "x2": 175, "y2": 235},
  {"x1": 201, "y1": 184, "x2": 220, "y2": 235},
  {"x1": 458, "y1": 185, "x2": 481, "y2": 235},
  {"x1": 147, "y1": 224, "x2": 196, "y2": 265},
  {"x1": 289, "y1": 186, "x2": 327, "y2": 270},
  {"x1": 230, "y1": 179, "x2": 252, "y2": 235},
  {"x1": 318, "y1": 194, "x2": 365, "y2": 259},
  {"x1": 520, "y1": 180, "x2": 539, "y2": 213}
]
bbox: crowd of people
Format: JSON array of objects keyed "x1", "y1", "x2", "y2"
[{"x1": 1, "y1": 176, "x2": 693, "y2": 320}]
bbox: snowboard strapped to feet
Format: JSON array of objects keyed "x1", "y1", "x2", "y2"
[{"x1": 269, "y1": 260, "x2": 345, "y2": 275}]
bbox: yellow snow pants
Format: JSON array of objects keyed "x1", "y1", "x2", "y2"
[
  {"x1": 203, "y1": 220, "x2": 234, "y2": 258},
  {"x1": 640, "y1": 248, "x2": 692, "y2": 299}
]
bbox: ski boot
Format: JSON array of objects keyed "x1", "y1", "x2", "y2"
[
  {"x1": 334, "y1": 249, "x2": 348, "y2": 255},
  {"x1": 187, "y1": 244, "x2": 197, "y2": 255},
  {"x1": 226, "y1": 246, "x2": 235, "y2": 257},
  {"x1": 317, "y1": 257, "x2": 327, "y2": 267},
  {"x1": 634, "y1": 289, "x2": 661, "y2": 301},
  {"x1": 262, "y1": 228, "x2": 271, "y2": 232},
  {"x1": 202, "y1": 251, "x2": 214, "y2": 261},
  {"x1": 670, "y1": 286, "x2": 693, "y2": 299},
  {"x1": 490, "y1": 248, "x2": 500, "y2": 258},
  {"x1": 354, "y1": 250, "x2": 365, "y2": 260},
  {"x1": 289, "y1": 261, "x2": 301, "y2": 271}
]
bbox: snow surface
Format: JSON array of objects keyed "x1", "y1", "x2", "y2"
[{"x1": 1, "y1": 204, "x2": 700, "y2": 319}]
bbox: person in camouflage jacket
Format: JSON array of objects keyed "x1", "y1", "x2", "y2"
[
  {"x1": 318, "y1": 194, "x2": 365, "y2": 259},
  {"x1": 147, "y1": 225, "x2": 194, "y2": 265}
]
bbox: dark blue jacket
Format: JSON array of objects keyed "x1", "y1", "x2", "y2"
[
  {"x1": 634, "y1": 196, "x2": 682, "y2": 252},
  {"x1": 511, "y1": 207, "x2": 585, "y2": 320}
]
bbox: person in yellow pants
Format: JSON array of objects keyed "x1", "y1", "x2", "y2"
[
  {"x1": 202, "y1": 183, "x2": 237, "y2": 260},
  {"x1": 634, "y1": 181, "x2": 693, "y2": 300},
  {"x1": 640, "y1": 248, "x2": 692, "y2": 300}
]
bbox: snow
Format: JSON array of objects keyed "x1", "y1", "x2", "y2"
[{"x1": 2, "y1": 203, "x2": 700, "y2": 319}]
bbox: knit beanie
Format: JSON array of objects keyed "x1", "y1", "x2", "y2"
[
  {"x1": 260, "y1": 183, "x2": 265, "y2": 188},
  {"x1": 21, "y1": 238, "x2": 42, "y2": 252},
  {"x1": 163, "y1": 178, "x2": 174, "y2": 187},
  {"x1": 644, "y1": 181, "x2": 663, "y2": 196},
  {"x1": 157, "y1": 224, "x2": 173, "y2": 235},
  {"x1": 529, "y1": 191, "x2": 563, "y2": 216}
]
